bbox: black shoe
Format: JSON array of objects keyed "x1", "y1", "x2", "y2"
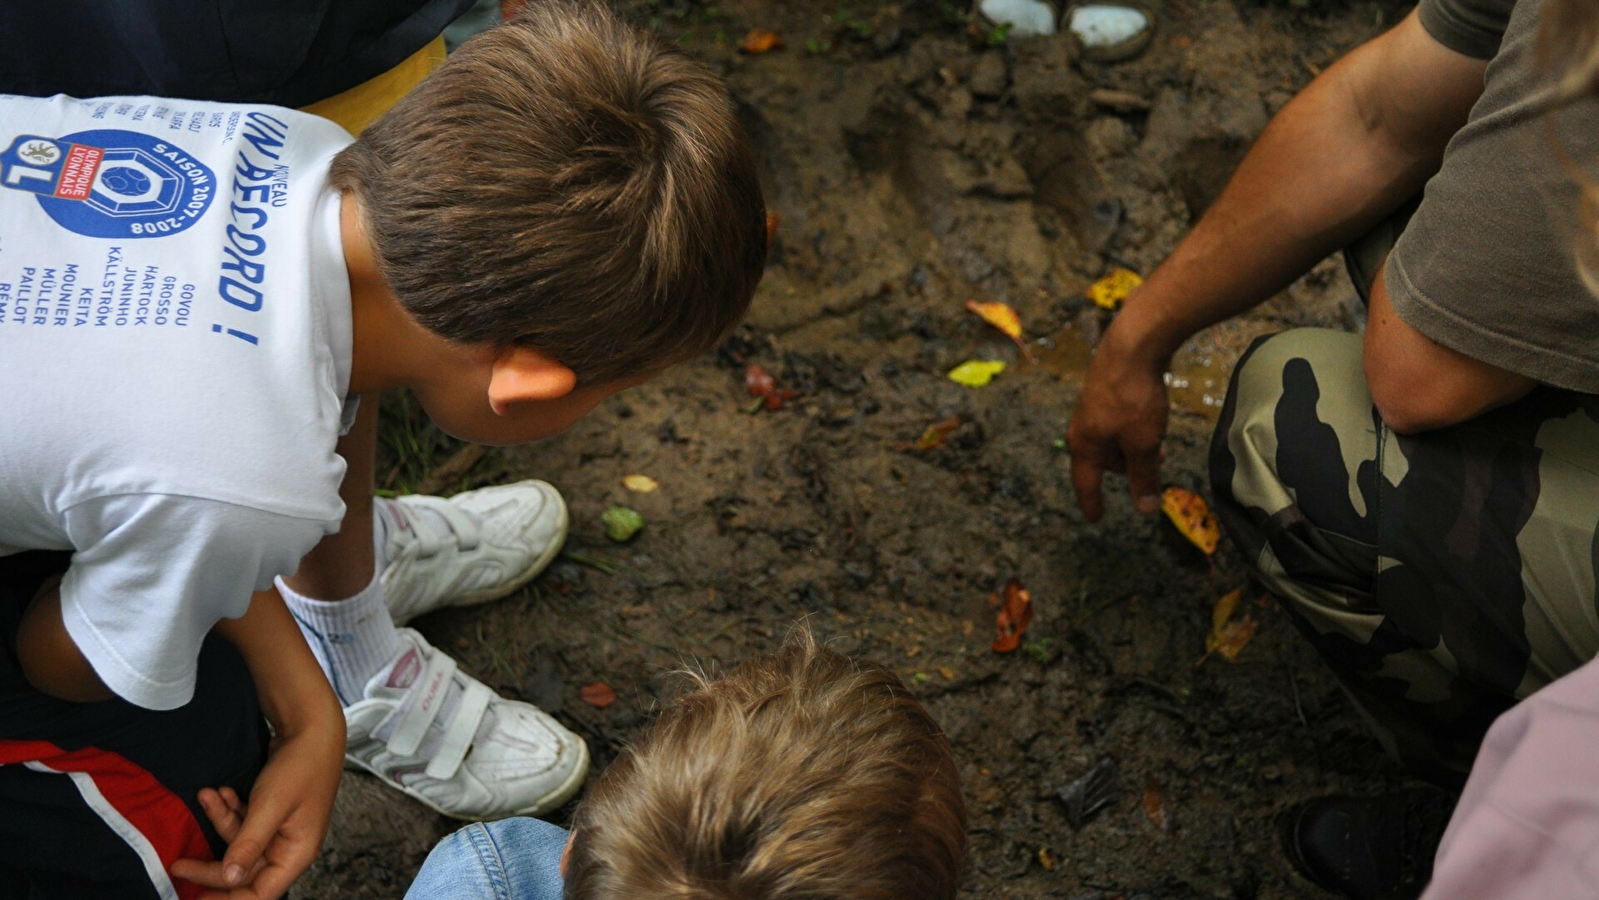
[{"x1": 1281, "y1": 788, "x2": 1456, "y2": 900}]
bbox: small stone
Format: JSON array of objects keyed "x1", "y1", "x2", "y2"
[{"x1": 969, "y1": 53, "x2": 1009, "y2": 99}]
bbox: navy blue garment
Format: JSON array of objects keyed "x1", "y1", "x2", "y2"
[{"x1": 0, "y1": 0, "x2": 476, "y2": 107}]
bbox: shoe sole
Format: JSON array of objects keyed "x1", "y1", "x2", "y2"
[
  {"x1": 392, "y1": 488, "x2": 570, "y2": 626},
  {"x1": 345, "y1": 734, "x2": 591, "y2": 822}
]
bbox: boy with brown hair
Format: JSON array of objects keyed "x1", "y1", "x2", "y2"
[
  {"x1": 201, "y1": 631, "x2": 964, "y2": 899},
  {"x1": 0, "y1": 2, "x2": 765, "y2": 897}
]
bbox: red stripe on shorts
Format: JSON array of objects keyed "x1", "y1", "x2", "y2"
[{"x1": 0, "y1": 738, "x2": 215, "y2": 899}]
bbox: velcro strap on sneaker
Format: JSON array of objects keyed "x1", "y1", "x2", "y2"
[
  {"x1": 404, "y1": 495, "x2": 482, "y2": 553},
  {"x1": 425, "y1": 678, "x2": 494, "y2": 781},
  {"x1": 387, "y1": 650, "x2": 458, "y2": 757}
]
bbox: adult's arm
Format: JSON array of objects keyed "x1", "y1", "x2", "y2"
[
  {"x1": 1363, "y1": 266, "x2": 1537, "y2": 434},
  {"x1": 1068, "y1": 9, "x2": 1490, "y2": 521}
]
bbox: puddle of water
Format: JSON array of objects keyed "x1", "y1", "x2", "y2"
[{"x1": 1029, "y1": 325, "x2": 1233, "y2": 422}]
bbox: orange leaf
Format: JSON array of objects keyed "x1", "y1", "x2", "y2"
[
  {"x1": 1143, "y1": 777, "x2": 1172, "y2": 832},
  {"x1": 964, "y1": 300, "x2": 1035, "y2": 363},
  {"x1": 741, "y1": 28, "x2": 784, "y2": 54},
  {"x1": 766, "y1": 212, "x2": 781, "y2": 243},
  {"x1": 580, "y1": 682, "x2": 618, "y2": 708},
  {"x1": 1161, "y1": 486, "x2": 1220, "y2": 555},
  {"x1": 991, "y1": 578, "x2": 1034, "y2": 653}
]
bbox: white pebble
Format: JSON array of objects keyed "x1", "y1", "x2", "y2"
[
  {"x1": 1068, "y1": 4, "x2": 1150, "y2": 48},
  {"x1": 979, "y1": 0, "x2": 1058, "y2": 37}
]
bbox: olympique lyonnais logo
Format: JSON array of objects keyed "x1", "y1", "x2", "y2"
[{"x1": 0, "y1": 129, "x2": 215, "y2": 239}]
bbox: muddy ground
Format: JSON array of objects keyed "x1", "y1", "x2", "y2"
[{"x1": 304, "y1": 2, "x2": 1416, "y2": 897}]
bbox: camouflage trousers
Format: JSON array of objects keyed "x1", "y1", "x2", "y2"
[{"x1": 1209, "y1": 328, "x2": 1599, "y2": 787}]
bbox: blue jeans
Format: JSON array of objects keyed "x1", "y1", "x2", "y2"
[{"x1": 405, "y1": 817, "x2": 569, "y2": 900}]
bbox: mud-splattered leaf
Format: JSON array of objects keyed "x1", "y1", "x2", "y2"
[
  {"x1": 1143, "y1": 776, "x2": 1173, "y2": 832},
  {"x1": 1087, "y1": 268, "x2": 1144, "y2": 310},
  {"x1": 948, "y1": 359, "x2": 1006, "y2": 387},
  {"x1": 740, "y1": 28, "x2": 785, "y2": 53},
  {"x1": 579, "y1": 682, "x2": 618, "y2": 709},
  {"x1": 602, "y1": 506, "x2": 644, "y2": 542},
  {"x1": 895, "y1": 415, "x2": 963, "y2": 452},
  {"x1": 1053, "y1": 756, "x2": 1121, "y2": 829},
  {"x1": 1205, "y1": 590, "x2": 1257, "y2": 661},
  {"x1": 745, "y1": 364, "x2": 798, "y2": 410},
  {"x1": 991, "y1": 578, "x2": 1034, "y2": 653},
  {"x1": 1161, "y1": 486, "x2": 1220, "y2": 555},
  {"x1": 964, "y1": 300, "x2": 1036, "y2": 363},
  {"x1": 622, "y1": 474, "x2": 659, "y2": 493}
]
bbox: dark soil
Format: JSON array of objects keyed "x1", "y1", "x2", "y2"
[{"x1": 305, "y1": 2, "x2": 1418, "y2": 897}]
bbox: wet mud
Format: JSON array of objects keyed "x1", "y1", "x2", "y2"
[{"x1": 306, "y1": 3, "x2": 1411, "y2": 897}]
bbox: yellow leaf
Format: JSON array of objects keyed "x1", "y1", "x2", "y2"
[
  {"x1": 1210, "y1": 589, "x2": 1242, "y2": 633},
  {"x1": 965, "y1": 300, "x2": 1022, "y2": 340},
  {"x1": 1087, "y1": 268, "x2": 1144, "y2": 310},
  {"x1": 1205, "y1": 589, "x2": 1258, "y2": 661},
  {"x1": 1160, "y1": 486, "x2": 1220, "y2": 555},
  {"x1": 947, "y1": 359, "x2": 1007, "y2": 387},
  {"x1": 623, "y1": 474, "x2": 659, "y2": 493},
  {"x1": 964, "y1": 300, "x2": 1036, "y2": 363}
]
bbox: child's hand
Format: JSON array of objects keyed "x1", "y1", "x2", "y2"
[{"x1": 171, "y1": 716, "x2": 344, "y2": 900}]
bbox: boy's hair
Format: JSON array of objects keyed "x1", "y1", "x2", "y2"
[
  {"x1": 564, "y1": 631, "x2": 967, "y2": 900},
  {"x1": 329, "y1": 0, "x2": 766, "y2": 386}
]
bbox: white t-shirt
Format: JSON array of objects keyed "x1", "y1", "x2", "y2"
[{"x1": 0, "y1": 94, "x2": 356, "y2": 710}]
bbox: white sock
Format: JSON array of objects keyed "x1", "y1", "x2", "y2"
[{"x1": 278, "y1": 572, "x2": 404, "y2": 706}]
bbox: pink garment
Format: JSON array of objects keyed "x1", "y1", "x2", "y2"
[{"x1": 1421, "y1": 655, "x2": 1599, "y2": 899}]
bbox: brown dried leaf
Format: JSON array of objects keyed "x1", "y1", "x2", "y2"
[
  {"x1": 898, "y1": 415, "x2": 962, "y2": 452},
  {"x1": 1143, "y1": 776, "x2": 1172, "y2": 832},
  {"x1": 579, "y1": 682, "x2": 618, "y2": 709}
]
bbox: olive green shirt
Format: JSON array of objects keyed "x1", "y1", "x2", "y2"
[{"x1": 1388, "y1": 0, "x2": 1599, "y2": 392}]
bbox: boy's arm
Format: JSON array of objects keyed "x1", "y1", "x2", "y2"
[
  {"x1": 15, "y1": 575, "x2": 113, "y2": 702},
  {"x1": 172, "y1": 587, "x2": 345, "y2": 900}
]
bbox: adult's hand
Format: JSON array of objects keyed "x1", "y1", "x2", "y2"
[
  {"x1": 1068, "y1": 322, "x2": 1169, "y2": 523},
  {"x1": 1063, "y1": 9, "x2": 1487, "y2": 521}
]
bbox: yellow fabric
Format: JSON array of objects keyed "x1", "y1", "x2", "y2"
[{"x1": 300, "y1": 36, "x2": 447, "y2": 135}]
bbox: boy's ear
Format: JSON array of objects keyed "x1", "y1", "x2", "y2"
[{"x1": 488, "y1": 346, "x2": 578, "y2": 415}]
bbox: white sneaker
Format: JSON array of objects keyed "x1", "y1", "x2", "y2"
[
  {"x1": 378, "y1": 480, "x2": 569, "y2": 625},
  {"x1": 344, "y1": 628, "x2": 590, "y2": 820}
]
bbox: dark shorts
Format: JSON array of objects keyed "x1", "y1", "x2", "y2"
[{"x1": 0, "y1": 551, "x2": 268, "y2": 900}]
